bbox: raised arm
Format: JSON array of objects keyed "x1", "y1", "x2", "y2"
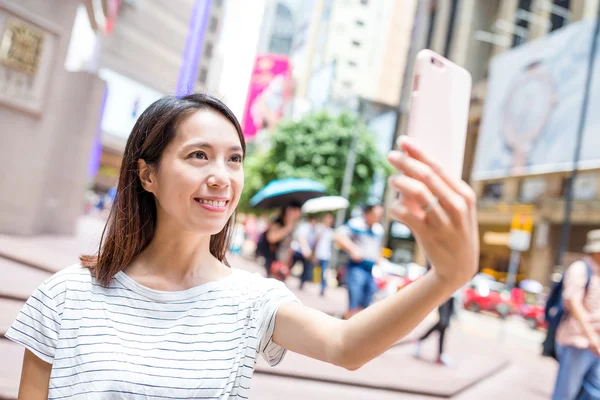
[
  {"x1": 273, "y1": 137, "x2": 479, "y2": 369},
  {"x1": 266, "y1": 222, "x2": 293, "y2": 244},
  {"x1": 333, "y1": 227, "x2": 362, "y2": 262}
]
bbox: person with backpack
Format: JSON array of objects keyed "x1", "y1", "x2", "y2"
[{"x1": 551, "y1": 229, "x2": 600, "y2": 400}]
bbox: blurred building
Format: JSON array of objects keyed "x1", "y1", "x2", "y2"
[
  {"x1": 0, "y1": 0, "x2": 105, "y2": 235},
  {"x1": 426, "y1": 0, "x2": 600, "y2": 285},
  {"x1": 257, "y1": 0, "x2": 302, "y2": 56},
  {"x1": 322, "y1": 0, "x2": 418, "y2": 108}
]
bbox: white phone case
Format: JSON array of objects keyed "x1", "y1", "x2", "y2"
[{"x1": 405, "y1": 49, "x2": 472, "y2": 179}]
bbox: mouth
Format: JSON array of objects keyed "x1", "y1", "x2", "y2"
[{"x1": 194, "y1": 197, "x2": 229, "y2": 213}]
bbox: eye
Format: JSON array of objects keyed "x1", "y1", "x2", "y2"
[
  {"x1": 229, "y1": 154, "x2": 243, "y2": 163},
  {"x1": 190, "y1": 151, "x2": 207, "y2": 160}
]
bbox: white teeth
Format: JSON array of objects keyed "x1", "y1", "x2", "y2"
[{"x1": 198, "y1": 199, "x2": 226, "y2": 207}]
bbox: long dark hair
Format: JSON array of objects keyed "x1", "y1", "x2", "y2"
[{"x1": 81, "y1": 94, "x2": 246, "y2": 286}]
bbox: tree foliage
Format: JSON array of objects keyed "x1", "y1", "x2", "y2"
[{"x1": 240, "y1": 111, "x2": 390, "y2": 212}]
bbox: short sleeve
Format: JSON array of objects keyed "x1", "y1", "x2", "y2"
[
  {"x1": 255, "y1": 278, "x2": 300, "y2": 366},
  {"x1": 5, "y1": 281, "x2": 61, "y2": 364},
  {"x1": 295, "y1": 223, "x2": 309, "y2": 238},
  {"x1": 335, "y1": 223, "x2": 351, "y2": 238},
  {"x1": 562, "y1": 261, "x2": 589, "y2": 303}
]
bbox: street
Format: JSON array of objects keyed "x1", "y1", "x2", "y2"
[{"x1": 0, "y1": 216, "x2": 557, "y2": 399}]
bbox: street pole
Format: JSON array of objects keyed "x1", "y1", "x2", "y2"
[
  {"x1": 334, "y1": 124, "x2": 360, "y2": 229},
  {"x1": 555, "y1": 9, "x2": 600, "y2": 268},
  {"x1": 330, "y1": 98, "x2": 361, "y2": 270},
  {"x1": 382, "y1": 0, "x2": 430, "y2": 241},
  {"x1": 506, "y1": 249, "x2": 521, "y2": 291}
]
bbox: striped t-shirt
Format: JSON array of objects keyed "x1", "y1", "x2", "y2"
[{"x1": 5, "y1": 264, "x2": 299, "y2": 399}]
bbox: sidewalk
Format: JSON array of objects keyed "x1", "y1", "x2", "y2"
[{"x1": 0, "y1": 216, "x2": 554, "y2": 398}]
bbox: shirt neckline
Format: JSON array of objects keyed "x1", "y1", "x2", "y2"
[{"x1": 114, "y1": 268, "x2": 238, "y2": 302}]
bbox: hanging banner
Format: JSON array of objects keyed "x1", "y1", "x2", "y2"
[{"x1": 242, "y1": 54, "x2": 293, "y2": 140}]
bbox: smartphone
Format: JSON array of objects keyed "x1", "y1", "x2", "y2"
[{"x1": 405, "y1": 49, "x2": 472, "y2": 179}]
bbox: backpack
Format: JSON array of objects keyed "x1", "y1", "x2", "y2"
[
  {"x1": 542, "y1": 261, "x2": 593, "y2": 360},
  {"x1": 255, "y1": 231, "x2": 275, "y2": 258}
]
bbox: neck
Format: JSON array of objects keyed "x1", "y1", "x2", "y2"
[{"x1": 131, "y1": 216, "x2": 222, "y2": 281}]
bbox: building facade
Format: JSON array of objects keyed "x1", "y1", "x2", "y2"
[
  {"x1": 323, "y1": 0, "x2": 417, "y2": 108},
  {"x1": 429, "y1": 0, "x2": 600, "y2": 285},
  {"x1": 0, "y1": 0, "x2": 106, "y2": 235}
]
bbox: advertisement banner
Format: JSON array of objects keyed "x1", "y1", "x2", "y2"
[
  {"x1": 242, "y1": 54, "x2": 293, "y2": 140},
  {"x1": 472, "y1": 20, "x2": 600, "y2": 181}
]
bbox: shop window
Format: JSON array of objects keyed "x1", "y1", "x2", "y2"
[{"x1": 482, "y1": 182, "x2": 504, "y2": 200}]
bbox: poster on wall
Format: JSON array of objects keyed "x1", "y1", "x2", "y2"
[
  {"x1": 472, "y1": 19, "x2": 600, "y2": 181},
  {"x1": 242, "y1": 54, "x2": 293, "y2": 140}
]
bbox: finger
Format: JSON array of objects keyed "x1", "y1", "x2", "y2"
[
  {"x1": 388, "y1": 175, "x2": 450, "y2": 228},
  {"x1": 388, "y1": 151, "x2": 466, "y2": 224},
  {"x1": 396, "y1": 136, "x2": 471, "y2": 197},
  {"x1": 388, "y1": 203, "x2": 423, "y2": 235}
]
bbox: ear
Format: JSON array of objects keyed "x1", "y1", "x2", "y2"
[{"x1": 138, "y1": 159, "x2": 157, "y2": 194}]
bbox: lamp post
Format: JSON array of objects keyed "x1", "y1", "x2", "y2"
[{"x1": 555, "y1": 9, "x2": 600, "y2": 268}]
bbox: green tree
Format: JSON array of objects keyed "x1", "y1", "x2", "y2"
[{"x1": 240, "y1": 111, "x2": 390, "y2": 212}]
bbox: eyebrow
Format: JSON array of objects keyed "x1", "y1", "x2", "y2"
[{"x1": 182, "y1": 142, "x2": 243, "y2": 152}]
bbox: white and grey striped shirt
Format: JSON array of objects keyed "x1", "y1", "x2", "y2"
[{"x1": 5, "y1": 264, "x2": 299, "y2": 399}]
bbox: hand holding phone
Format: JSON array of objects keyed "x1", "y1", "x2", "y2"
[{"x1": 386, "y1": 50, "x2": 478, "y2": 289}]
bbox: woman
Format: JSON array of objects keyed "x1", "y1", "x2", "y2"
[
  {"x1": 258, "y1": 202, "x2": 301, "y2": 277},
  {"x1": 7, "y1": 94, "x2": 479, "y2": 399}
]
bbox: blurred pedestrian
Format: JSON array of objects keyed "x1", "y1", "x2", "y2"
[
  {"x1": 315, "y1": 213, "x2": 335, "y2": 296},
  {"x1": 291, "y1": 215, "x2": 318, "y2": 289},
  {"x1": 334, "y1": 204, "x2": 385, "y2": 319},
  {"x1": 229, "y1": 214, "x2": 246, "y2": 255},
  {"x1": 260, "y1": 202, "x2": 301, "y2": 278},
  {"x1": 414, "y1": 295, "x2": 456, "y2": 366},
  {"x1": 552, "y1": 230, "x2": 600, "y2": 400},
  {"x1": 6, "y1": 95, "x2": 479, "y2": 399}
]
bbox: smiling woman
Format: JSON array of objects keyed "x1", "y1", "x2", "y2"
[
  {"x1": 83, "y1": 94, "x2": 246, "y2": 286},
  {"x1": 6, "y1": 94, "x2": 481, "y2": 400}
]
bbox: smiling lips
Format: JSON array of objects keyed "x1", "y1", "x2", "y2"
[{"x1": 194, "y1": 198, "x2": 229, "y2": 212}]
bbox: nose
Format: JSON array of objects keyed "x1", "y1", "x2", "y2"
[{"x1": 207, "y1": 163, "x2": 230, "y2": 189}]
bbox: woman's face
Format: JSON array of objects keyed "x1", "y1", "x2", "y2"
[{"x1": 143, "y1": 109, "x2": 244, "y2": 235}]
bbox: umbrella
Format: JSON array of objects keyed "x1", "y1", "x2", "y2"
[
  {"x1": 250, "y1": 178, "x2": 326, "y2": 209},
  {"x1": 301, "y1": 196, "x2": 349, "y2": 214},
  {"x1": 519, "y1": 279, "x2": 543, "y2": 294}
]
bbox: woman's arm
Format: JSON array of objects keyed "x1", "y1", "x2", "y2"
[
  {"x1": 274, "y1": 270, "x2": 457, "y2": 369},
  {"x1": 273, "y1": 137, "x2": 479, "y2": 369},
  {"x1": 566, "y1": 297, "x2": 600, "y2": 355},
  {"x1": 18, "y1": 349, "x2": 51, "y2": 399},
  {"x1": 333, "y1": 232, "x2": 362, "y2": 262},
  {"x1": 266, "y1": 223, "x2": 289, "y2": 244}
]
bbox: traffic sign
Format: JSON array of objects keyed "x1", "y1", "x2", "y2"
[
  {"x1": 509, "y1": 229, "x2": 531, "y2": 252},
  {"x1": 511, "y1": 213, "x2": 533, "y2": 232},
  {"x1": 509, "y1": 213, "x2": 533, "y2": 251}
]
